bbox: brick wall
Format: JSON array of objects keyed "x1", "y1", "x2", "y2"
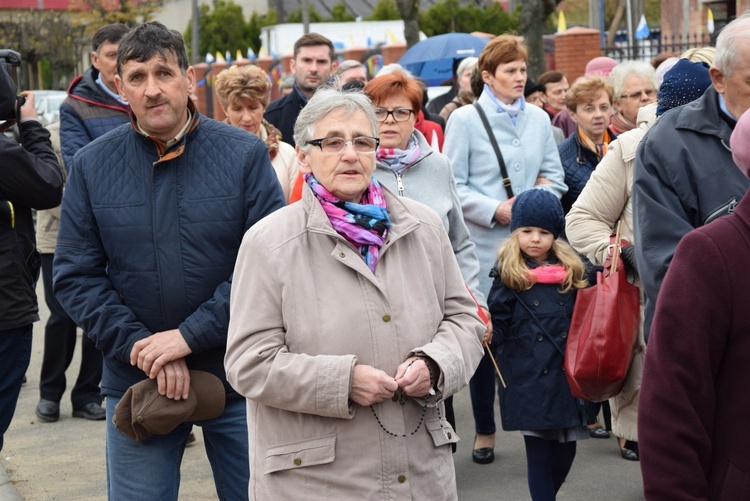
[{"x1": 554, "y1": 27, "x2": 602, "y2": 83}]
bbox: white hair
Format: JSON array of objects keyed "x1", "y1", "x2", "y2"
[{"x1": 714, "y1": 11, "x2": 750, "y2": 76}]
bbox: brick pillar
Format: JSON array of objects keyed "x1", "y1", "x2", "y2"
[
  {"x1": 554, "y1": 27, "x2": 603, "y2": 83},
  {"x1": 192, "y1": 63, "x2": 209, "y2": 115},
  {"x1": 381, "y1": 43, "x2": 406, "y2": 66},
  {"x1": 208, "y1": 61, "x2": 228, "y2": 121},
  {"x1": 343, "y1": 47, "x2": 367, "y2": 63}
]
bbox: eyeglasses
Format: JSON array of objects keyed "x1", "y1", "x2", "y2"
[
  {"x1": 373, "y1": 108, "x2": 414, "y2": 122},
  {"x1": 620, "y1": 88, "x2": 656, "y2": 101},
  {"x1": 306, "y1": 136, "x2": 380, "y2": 154}
]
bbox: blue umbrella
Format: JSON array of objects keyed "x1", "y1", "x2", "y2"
[{"x1": 398, "y1": 33, "x2": 489, "y2": 86}]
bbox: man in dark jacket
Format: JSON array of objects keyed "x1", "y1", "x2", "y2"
[
  {"x1": 53, "y1": 22, "x2": 285, "y2": 499},
  {"x1": 263, "y1": 32, "x2": 334, "y2": 147},
  {"x1": 639, "y1": 101, "x2": 750, "y2": 501},
  {"x1": 35, "y1": 23, "x2": 132, "y2": 424},
  {"x1": 633, "y1": 12, "x2": 750, "y2": 339},
  {"x1": 0, "y1": 90, "x2": 64, "y2": 451}
]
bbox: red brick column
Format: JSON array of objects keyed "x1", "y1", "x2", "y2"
[
  {"x1": 381, "y1": 43, "x2": 406, "y2": 66},
  {"x1": 554, "y1": 27, "x2": 602, "y2": 83}
]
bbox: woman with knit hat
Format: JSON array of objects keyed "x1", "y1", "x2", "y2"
[{"x1": 489, "y1": 189, "x2": 595, "y2": 500}]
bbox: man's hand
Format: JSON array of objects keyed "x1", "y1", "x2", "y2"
[
  {"x1": 349, "y1": 364, "x2": 398, "y2": 406},
  {"x1": 17, "y1": 91, "x2": 38, "y2": 121},
  {"x1": 156, "y1": 358, "x2": 191, "y2": 400},
  {"x1": 494, "y1": 198, "x2": 514, "y2": 225},
  {"x1": 130, "y1": 329, "x2": 192, "y2": 379},
  {"x1": 394, "y1": 357, "x2": 433, "y2": 397}
]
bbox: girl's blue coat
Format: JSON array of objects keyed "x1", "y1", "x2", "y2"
[{"x1": 488, "y1": 262, "x2": 589, "y2": 431}]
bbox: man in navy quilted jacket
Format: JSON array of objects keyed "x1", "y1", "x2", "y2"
[
  {"x1": 53, "y1": 22, "x2": 286, "y2": 500},
  {"x1": 35, "y1": 23, "x2": 132, "y2": 424}
]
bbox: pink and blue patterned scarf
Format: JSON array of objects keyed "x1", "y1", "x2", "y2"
[
  {"x1": 305, "y1": 173, "x2": 391, "y2": 273},
  {"x1": 376, "y1": 133, "x2": 421, "y2": 174}
]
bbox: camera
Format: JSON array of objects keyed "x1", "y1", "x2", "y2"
[{"x1": 0, "y1": 49, "x2": 25, "y2": 121}]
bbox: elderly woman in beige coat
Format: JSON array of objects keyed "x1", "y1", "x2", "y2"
[
  {"x1": 565, "y1": 103, "x2": 654, "y2": 461},
  {"x1": 225, "y1": 88, "x2": 485, "y2": 499},
  {"x1": 566, "y1": 53, "x2": 715, "y2": 463}
]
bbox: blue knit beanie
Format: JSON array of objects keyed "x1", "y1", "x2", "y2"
[
  {"x1": 656, "y1": 59, "x2": 712, "y2": 117},
  {"x1": 510, "y1": 189, "x2": 565, "y2": 239}
]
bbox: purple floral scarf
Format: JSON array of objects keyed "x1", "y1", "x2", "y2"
[{"x1": 305, "y1": 173, "x2": 391, "y2": 273}]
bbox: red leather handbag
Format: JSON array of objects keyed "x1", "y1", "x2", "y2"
[{"x1": 565, "y1": 223, "x2": 640, "y2": 402}]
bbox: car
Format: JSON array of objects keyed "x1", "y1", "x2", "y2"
[{"x1": 30, "y1": 90, "x2": 67, "y2": 126}]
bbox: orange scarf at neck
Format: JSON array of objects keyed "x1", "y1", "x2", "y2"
[{"x1": 577, "y1": 126, "x2": 611, "y2": 160}]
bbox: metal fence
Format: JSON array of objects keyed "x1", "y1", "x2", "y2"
[{"x1": 603, "y1": 32, "x2": 714, "y2": 63}]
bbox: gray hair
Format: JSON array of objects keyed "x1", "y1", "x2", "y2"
[
  {"x1": 333, "y1": 60, "x2": 365, "y2": 77},
  {"x1": 456, "y1": 57, "x2": 478, "y2": 78},
  {"x1": 294, "y1": 88, "x2": 379, "y2": 150},
  {"x1": 609, "y1": 60, "x2": 657, "y2": 101},
  {"x1": 375, "y1": 63, "x2": 414, "y2": 79},
  {"x1": 714, "y1": 11, "x2": 750, "y2": 76}
]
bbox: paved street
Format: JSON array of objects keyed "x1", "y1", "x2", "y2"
[{"x1": 0, "y1": 281, "x2": 645, "y2": 500}]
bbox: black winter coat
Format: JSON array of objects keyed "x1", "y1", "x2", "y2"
[
  {"x1": 263, "y1": 85, "x2": 306, "y2": 147},
  {"x1": 0, "y1": 119, "x2": 63, "y2": 330},
  {"x1": 488, "y1": 260, "x2": 591, "y2": 431}
]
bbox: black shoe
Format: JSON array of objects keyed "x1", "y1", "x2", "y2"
[
  {"x1": 619, "y1": 440, "x2": 639, "y2": 461},
  {"x1": 72, "y1": 402, "x2": 106, "y2": 421},
  {"x1": 36, "y1": 399, "x2": 60, "y2": 422},
  {"x1": 472, "y1": 447, "x2": 495, "y2": 464},
  {"x1": 589, "y1": 426, "x2": 610, "y2": 439}
]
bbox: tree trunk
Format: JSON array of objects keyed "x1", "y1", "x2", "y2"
[
  {"x1": 607, "y1": 0, "x2": 627, "y2": 46},
  {"x1": 520, "y1": 0, "x2": 558, "y2": 79},
  {"x1": 395, "y1": 0, "x2": 420, "y2": 48}
]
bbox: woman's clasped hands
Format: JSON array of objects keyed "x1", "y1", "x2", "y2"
[{"x1": 349, "y1": 357, "x2": 434, "y2": 406}]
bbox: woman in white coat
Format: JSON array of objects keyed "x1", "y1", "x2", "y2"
[{"x1": 443, "y1": 34, "x2": 566, "y2": 463}]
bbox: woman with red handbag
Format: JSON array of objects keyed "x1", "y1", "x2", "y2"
[{"x1": 488, "y1": 189, "x2": 596, "y2": 500}]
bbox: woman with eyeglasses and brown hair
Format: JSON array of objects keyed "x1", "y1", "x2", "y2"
[
  {"x1": 608, "y1": 61, "x2": 657, "y2": 135},
  {"x1": 225, "y1": 88, "x2": 484, "y2": 498},
  {"x1": 365, "y1": 71, "x2": 491, "y2": 450}
]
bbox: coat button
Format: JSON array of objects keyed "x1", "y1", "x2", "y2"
[
  {"x1": 339, "y1": 252, "x2": 345, "y2": 258},
  {"x1": 293, "y1": 458, "x2": 302, "y2": 466},
  {"x1": 391, "y1": 395, "x2": 399, "y2": 402},
  {"x1": 543, "y1": 368, "x2": 549, "y2": 374},
  {"x1": 447, "y1": 432, "x2": 452, "y2": 439},
  {"x1": 383, "y1": 314, "x2": 391, "y2": 322},
  {"x1": 398, "y1": 475, "x2": 406, "y2": 483},
  {"x1": 561, "y1": 331, "x2": 567, "y2": 338},
  {"x1": 533, "y1": 299, "x2": 540, "y2": 306},
  {"x1": 537, "y1": 335, "x2": 543, "y2": 342},
  {"x1": 558, "y1": 299, "x2": 565, "y2": 305},
  {"x1": 512, "y1": 139, "x2": 520, "y2": 146}
]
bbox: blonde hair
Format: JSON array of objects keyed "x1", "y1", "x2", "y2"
[
  {"x1": 497, "y1": 230, "x2": 588, "y2": 293},
  {"x1": 214, "y1": 65, "x2": 272, "y2": 108}
]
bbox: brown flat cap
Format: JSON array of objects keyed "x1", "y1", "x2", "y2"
[{"x1": 113, "y1": 370, "x2": 225, "y2": 442}]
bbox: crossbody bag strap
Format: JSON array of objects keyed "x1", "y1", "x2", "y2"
[
  {"x1": 510, "y1": 289, "x2": 566, "y2": 357},
  {"x1": 473, "y1": 102, "x2": 513, "y2": 199}
]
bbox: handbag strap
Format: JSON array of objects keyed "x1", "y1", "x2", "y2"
[
  {"x1": 473, "y1": 102, "x2": 514, "y2": 199},
  {"x1": 510, "y1": 290, "x2": 566, "y2": 357},
  {"x1": 603, "y1": 220, "x2": 625, "y2": 277}
]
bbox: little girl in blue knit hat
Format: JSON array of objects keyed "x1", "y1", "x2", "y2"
[{"x1": 487, "y1": 188, "x2": 595, "y2": 500}]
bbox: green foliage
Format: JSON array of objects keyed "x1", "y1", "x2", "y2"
[
  {"x1": 367, "y1": 0, "x2": 401, "y2": 21},
  {"x1": 246, "y1": 11, "x2": 276, "y2": 55},
  {"x1": 286, "y1": 5, "x2": 324, "y2": 23},
  {"x1": 331, "y1": 2, "x2": 356, "y2": 22},
  {"x1": 419, "y1": 0, "x2": 519, "y2": 37}
]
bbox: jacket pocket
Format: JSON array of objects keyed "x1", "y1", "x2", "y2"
[
  {"x1": 426, "y1": 418, "x2": 459, "y2": 448},
  {"x1": 264, "y1": 435, "x2": 336, "y2": 474}
]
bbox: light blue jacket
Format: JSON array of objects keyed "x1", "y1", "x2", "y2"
[{"x1": 443, "y1": 91, "x2": 566, "y2": 296}]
